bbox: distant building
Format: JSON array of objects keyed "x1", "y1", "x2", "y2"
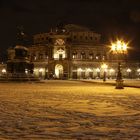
[{"x1": 1, "y1": 24, "x2": 140, "y2": 79}]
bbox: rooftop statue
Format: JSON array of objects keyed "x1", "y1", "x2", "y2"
[{"x1": 16, "y1": 26, "x2": 28, "y2": 46}]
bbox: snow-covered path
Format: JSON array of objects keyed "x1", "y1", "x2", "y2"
[{"x1": 0, "y1": 81, "x2": 140, "y2": 139}]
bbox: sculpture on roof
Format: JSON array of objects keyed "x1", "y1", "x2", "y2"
[{"x1": 16, "y1": 26, "x2": 28, "y2": 46}]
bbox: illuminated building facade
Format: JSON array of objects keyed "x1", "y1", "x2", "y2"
[
  {"x1": 1, "y1": 24, "x2": 140, "y2": 79},
  {"x1": 29, "y1": 24, "x2": 108, "y2": 79}
]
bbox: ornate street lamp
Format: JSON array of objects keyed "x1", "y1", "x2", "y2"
[
  {"x1": 110, "y1": 40, "x2": 128, "y2": 89},
  {"x1": 101, "y1": 63, "x2": 108, "y2": 82}
]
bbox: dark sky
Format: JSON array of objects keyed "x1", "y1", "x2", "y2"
[{"x1": 0, "y1": 0, "x2": 140, "y2": 61}]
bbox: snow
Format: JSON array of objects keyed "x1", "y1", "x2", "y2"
[
  {"x1": 0, "y1": 80, "x2": 140, "y2": 139},
  {"x1": 79, "y1": 79, "x2": 140, "y2": 88}
]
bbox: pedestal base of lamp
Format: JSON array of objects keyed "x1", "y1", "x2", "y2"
[{"x1": 115, "y1": 79, "x2": 124, "y2": 89}]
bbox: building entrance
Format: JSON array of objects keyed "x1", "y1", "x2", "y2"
[{"x1": 55, "y1": 64, "x2": 63, "y2": 79}]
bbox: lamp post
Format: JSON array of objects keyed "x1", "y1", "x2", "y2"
[
  {"x1": 110, "y1": 40, "x2": 128, "y2": 89},
  {"x1": 101, "y1": 63, "x2": 108, "y2": 82}
]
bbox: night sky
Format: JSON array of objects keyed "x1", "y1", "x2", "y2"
[{"x1": 0, "y1": 0, "x2": 140, "y2": 61}]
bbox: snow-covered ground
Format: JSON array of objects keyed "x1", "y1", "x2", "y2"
[
  {"x1": 0, "y1": 80, "x2": 140, "y2": 139},
  {"x1": 79, "y1": 79, "x2": 140, "y2": 88}
]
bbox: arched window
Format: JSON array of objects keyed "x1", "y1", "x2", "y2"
[
  {"x1": 89, "y1": 53, "x2": 93, "y2": 60},
  {"x1": 72, "y1": 52, "x2": 77, "y2": 59},
  {"x1": 96, "y1": 53, "x2": 101, "y2": 60},
  {"x1": 31, "y1": 54, "x2": 36, "y2": 61},
  {"x1": 81, "y1": 52, "x2": 86, "y2": 59},
  {"x1": 102, "y1": 54, "x2": 106, "y2": 60},
  {"x1": 39, "y1": 53, "x2": 43, "y2": 60},
  {"x1": 45, "y1": 52, "x2": 48, "y2": 59}
]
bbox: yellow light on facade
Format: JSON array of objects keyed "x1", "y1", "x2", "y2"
[
  {"x1": 127, "y1": 68, "x2": 132, "y2": 73},
  {"x1": 101, "y1": 63, "x2": 108, "y2": 69},
  {"x1": 86, "y1": 68, "x2": 92, "y2": 72},
  {"x1": 137, "y1": 69, "x2": 140, "y2": 73},
  {"x1": 77, "y1": 68, "x2": 83, "y2": 72},
  {"x1": 109, "y1": 68, "x2": 115, "y2": 73},
  {"x1": 96, "y1": 68, "x2": 100, "y2": 72},
  {"x1": 39, "y1": 68, "x2": 43, "y2": 72},
  {"x1": 25, "y1": 69, "x2": 28, "y2": 74},
  {"x1": 2, "y1": 68, "x2": 6, "y2": 73}
]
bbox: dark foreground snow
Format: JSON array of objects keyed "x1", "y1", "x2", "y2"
[{"x1": 0, "y1": 80, "x2": 140, "y2": 139}]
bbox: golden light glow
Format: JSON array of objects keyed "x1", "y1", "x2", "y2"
[
  {"x1": 86, "y1": 68, "x2": 92, "y2": 72},
  {"x1": 39, "y1": 68, "x2": 43, "y2": 72},
  {"x1": 111, "y1": 44, "x2": 116, "y2": 51},
  {"x1": 2, "y1": 68, "x2": 6, "y2": 73},
  {"x1": 109, "y1": 68, "x2": 115, "y2": 73},
  {"x1": 55, "y1": 64, "x2": 63, "y2": 78},
  {"x1": 77, "y1": 68, "x2": 83, "y2": 72},
  {"x1": 127, "y1": 68, "x2": 132, "y2": 73},
  {"x1": 137, "y1": 69, "x2": 140, "y2": 73},
  {"x1": 110, "y1": 40, "x2": 128, "y2": 53},
  {"x1": 25, "y1": 69, "x2": 28, "y2": 74},
  {"x1": 96, "y1": 68, "x2": 100, "y2": 72},
  {"x1": 101, "y1": 63, "x2": 108, "y2": 69}
]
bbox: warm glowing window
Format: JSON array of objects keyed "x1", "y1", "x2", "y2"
[
  {"x1": 54, "y1": 48, "x2": 66, "y2": 59},
  {"x1": 81, "y1": 52, "x2": 86, "y2": 59},
  {"x1": 72, "y1": 52, "x2": 77, "y2": 59},
  {"x1": 89, "y1": 53, "x2": 93, "y2": 59}
]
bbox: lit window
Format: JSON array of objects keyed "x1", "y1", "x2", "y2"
[
  {"x1": 2, "y1": 68, "x2": 6, "y2": 74},
  {"x1": 72, "y1": 52, "x2": 77, "y2": 59},
  {"x1": 34, "y1": 56, "x2": 37, "y2": 60},
  {"x1": 39, "y1": 68, "x2": 43, "y2": 72},
  {"x1": 25, "y1": 69, "x2": 28, "y2": 74},
  {"x1": 39, "y1": 54, "x2": 43, "y2": 59},
  {"x1": 81, "y1": 52, "x2": 86, "y2": 59},
  {"x1": 137, "y1": 69, "x2": 140, "y2": 73},
  {"x1": 77, "y1": 68, "x2": 83, "y2": 72},
  {"x1": 96, "y1": 68, "x2": 100, "y2": 72},
  {"x1": 127, "y1": 68, "x2": 132, "y2": 73},
  {"x1": 86, "y1": 68, "x2": 92, "y2": 72},
  {"x1": 102, "y1": 56, "x2": 105, "y2": 60},
  {"x1": 89, "y1": 53, "x2": 93, "y2": 59},
  {"x1": 96, "y1": 56, "x2": 99, "y2": 60},
  {"x1": 96, "y1": 53, "x2": 100, "y2": 60},
  {"x1": 109, "y1": 69, "x2": 115, "y2": 73}
]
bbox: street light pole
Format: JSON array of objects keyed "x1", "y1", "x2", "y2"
[
  {"x1": 103, "y1": 70, "x2": 106, "y2": 82},
  {"x1": 116, "y1": 62, "x2": 124, "y2": 89},
  {"x1": 110, "y1": 40, "x2": 128, "y2": 89}
]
